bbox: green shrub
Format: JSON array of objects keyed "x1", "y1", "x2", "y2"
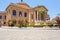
[
  {"x1": 48, "y1": 24, "x2": 53, "y2": 27},
  {"x1": 43, "y1": 24, "x2": 48, "y2": 27},
  {"x1": 33, "y1": 24, "x2": 49, "y2": 27},
  {"x1": 14, "y1": 24, "x2": 20, "y2": 27},
  {"x1": 11, "y1": 24, "x2": 14, "y2": 27},
  {"x1": 8, "y1": 23, "x2": 14, "y2": 27},
  {"x1": 33, "y1": 25, "x2": 42, "y2": 27},
  {"x1": 57, "y1": 24, "x2": 60, "y2": 28},
  {"x1": 14, "y1": 24, "x2": 23, "y2": 27},
  {"x1": 29, "y1": 24, "x2": 34, "y2": 27},
  {"x1": 26, "y1": 24, "x2": 29, "y2": 27}
]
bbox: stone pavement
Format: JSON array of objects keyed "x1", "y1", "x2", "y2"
[{"x1": 0, "y1": 27, "x2": 60, "y2": 40}]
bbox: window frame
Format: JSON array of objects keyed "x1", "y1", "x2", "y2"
[
  {"x1": 24, "y1": 12, "x2": 27, "y2": 17},
  {"x1": 4, "y1": 15, "x2": 6, "y2": 20},
  {"x1": 12, "y1": 10, "x2": 16, "y2": 16},
  {"x1": 19, "y1": 11, "x2": 22, "y2": 16}
]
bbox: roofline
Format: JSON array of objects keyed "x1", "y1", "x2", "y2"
[{"x1": 33, "y1": 5, "x2": 48, "y2": 11}]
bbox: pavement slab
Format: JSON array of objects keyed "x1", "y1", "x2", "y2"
[{"x1": 0, "y1": 27, "x2": 60, "y2": 40}]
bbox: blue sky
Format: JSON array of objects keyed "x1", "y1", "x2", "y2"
[{"x1": 0, "y1": 0, "x2": 60, "y2": 19}]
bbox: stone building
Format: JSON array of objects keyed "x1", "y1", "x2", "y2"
[{"x1": 0, "y1": 2, "x2": 50, "y2": 26}]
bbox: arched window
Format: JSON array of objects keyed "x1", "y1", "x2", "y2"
[
  {"x1": 12, "y1": 10, "x2": 16, "y2": 16},
  {"x1": 24, "y1": 12, "x2": 27, "y2": 17},
  {"x1": 19, "y1": 11, "x2": 22, "y2": 16}
]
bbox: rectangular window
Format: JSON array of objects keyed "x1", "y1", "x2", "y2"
[
  {"x1": 24, "y1": 13, "x2": 27, "y2": 17},
  {"x1": 4, "y1": 16, "x2": 6, "y2": 20}
]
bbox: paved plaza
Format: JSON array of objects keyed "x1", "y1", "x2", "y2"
[{"x1": 0, "y1": 27, "x2": 60, "y2": 40}]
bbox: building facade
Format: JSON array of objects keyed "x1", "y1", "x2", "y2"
[{"x1": 0, "y1": 2, "x2": 50, "y2": 26}]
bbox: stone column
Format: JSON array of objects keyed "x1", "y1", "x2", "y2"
[
  {"x1": 33, "y1": 11, "x2": 36, "y2": 24},
  {"x1": 29, "y1": 12, "x2": 30, "y2": 24},
  {"x1": 16, "y1": 19, "x2": 19, "y2": 24},
  {"x1": 6, "y1": 21, "x2": 8, "y2": 26},
  {"x1": 2, "y1": 15, "x2": 4, "y2": 26},
  {"x1": 33, "y1": 12, "x2": 35, "y2": 21},
  {"x1": 37, "y1": 11, "x2": 38, "y2": 21}
]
